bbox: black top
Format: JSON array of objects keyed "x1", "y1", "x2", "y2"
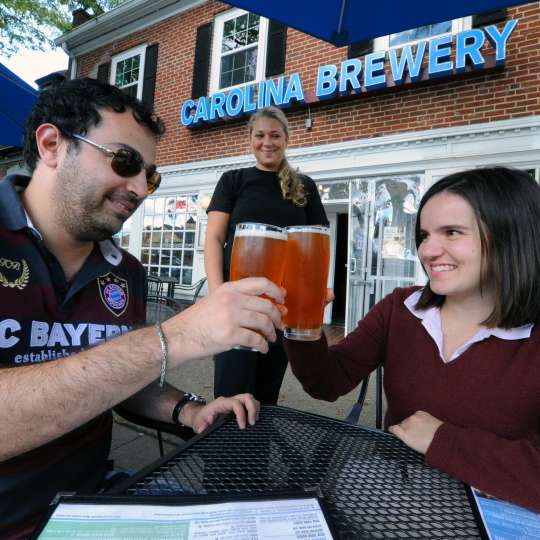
[{"x1": 207, "y1": 167, "x2": 329, "y2": 279}]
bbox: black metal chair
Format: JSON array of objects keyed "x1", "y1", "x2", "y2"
[
  {"x1": 115, "y1": 400, "x2": 194, "y2": 457},
  {"x1": 126, "y1": 280, "x2": 196, "y2": 456},
  {"x1": 173, "y1": 276, "x2": 207, "y2": 311},
  {"x1": 146, "y1": 274, "x2": 164, "y2": 299},
  {"x1": 344, "y1": 366, "x2": 384, "y2": 429}
]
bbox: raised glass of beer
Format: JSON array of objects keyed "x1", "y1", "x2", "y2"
[
  {"x1": 230, "y1": 222, "x2": 288, "y2": 349},
  {"x1": 282, "y1": 225, "x2": 330, "y2": 341}
]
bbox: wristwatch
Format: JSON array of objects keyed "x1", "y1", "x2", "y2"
[{"x1": 172, "y1": 392, "x2": 207, "y2": 427}]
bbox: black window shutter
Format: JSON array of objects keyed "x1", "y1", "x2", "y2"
[
  {"x1": 97, "y1": 62, "x2": 110, "y2": 83},
  {"x1": 472, "y1": 9, "x2": 507, "y2": 28},
  {"x1": 347, "y1": 40, "x2": 373, "y2": 59},
  {"x1": 265, "y1": 20, "x2": 287, "y2": 77},
  {"x1": 192, "y1": 22, "x2": 213, "y2": 99},
  {"x1": 142, "y1": 43, "x2": 159, "y2": 108}
]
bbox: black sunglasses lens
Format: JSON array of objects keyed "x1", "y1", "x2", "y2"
[
  {"x1": 111, "y1": 149, "x2": 143, "y2": 177},
  {"x1": 146, "y1": 168, "x2": 161, "y2": 194}
]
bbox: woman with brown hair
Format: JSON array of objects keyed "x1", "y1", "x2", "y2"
[
  {"x1": 205, "y1": 106, "x2": 328, "y2": 404},
  {"x1": 285, "y1": 167, "x2": 540, "y2": 512}
]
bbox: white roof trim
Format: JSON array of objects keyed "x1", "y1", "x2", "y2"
[
  {"x1": 56, "y1": 0, "x2": 207, "y2": 56},
  {"x1": 154, "y1": 115, "x2": 540, "y2": 192}
]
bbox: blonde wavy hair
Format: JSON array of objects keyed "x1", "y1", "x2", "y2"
[{"x1": 248, "y1": 107, "x2": 307, "y2": 207}]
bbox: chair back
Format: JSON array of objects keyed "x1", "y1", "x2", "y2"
[
  {"x1": 174, "y1": 276, "x2": 207, "y2": 311},
  {"x1": 147, "y1": 274, "x2": 164, "y2": 299},
  {"x1": 344, "y1": 366, "x2": 384, "y2": 429}
]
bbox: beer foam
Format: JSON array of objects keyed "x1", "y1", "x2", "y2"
[
  {"x1": 287, "y1": 226, "x2": 330, "y2": 236},
  {"x1": 235, "y1": 229, "x2": 287, "y2": 240}
]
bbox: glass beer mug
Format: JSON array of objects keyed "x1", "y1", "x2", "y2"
[
  {"x1": 229, "y1": 222, "x2": 288, "y2": 350},
  {"x1": 282, "y1": 225, "x2": 330, "y2": 341}
]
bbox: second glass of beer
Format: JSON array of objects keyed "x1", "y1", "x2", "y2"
[
  {"x1": 230, "y1": 222, "x2": 288, "y2": 349},
  {"x1": 282, "y1": 225, "x2": 330, "y2": 341}
]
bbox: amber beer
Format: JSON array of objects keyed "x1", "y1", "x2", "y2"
[
  {"x1": 283, "y1": 225, "x2": 330, "y2": 340},
  {"x1": 230, "y1": 223, "x2": 288, "y2": 284}
]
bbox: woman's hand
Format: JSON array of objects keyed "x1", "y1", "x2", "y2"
[
  {"x1": 388, "y1": 411, "x2": 443, "y2": 454},
  {"x1": 325, "y1": 288, "x2": 335, "y2": 306},
  {"x1": 181, "y1": 393, "x2": 260, "y2": 434}
]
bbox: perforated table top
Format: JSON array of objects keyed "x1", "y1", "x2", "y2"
[{"x1": 116, "y1": 406, "x2": 481, "y2": 539}]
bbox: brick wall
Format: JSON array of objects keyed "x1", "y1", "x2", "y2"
[{"x1": 77, "y1": 1, "x2": 540, "y2": 167}]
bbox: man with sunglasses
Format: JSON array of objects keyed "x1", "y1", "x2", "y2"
[{"x1": 0, "y1": 78, "x2": 283, "y2": 538}]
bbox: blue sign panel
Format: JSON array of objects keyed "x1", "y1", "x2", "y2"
[{"x1": 180, "y1": 21, "x2": 517, "y2": 127}]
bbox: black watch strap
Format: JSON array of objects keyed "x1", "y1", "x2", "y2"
[{"x1": 172, "y1": 392, "x2": 206, "y2": 427}]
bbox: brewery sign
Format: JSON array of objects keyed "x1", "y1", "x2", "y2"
[{"x1": 180, "y1": 20, "x2": 516, "y2": 128}]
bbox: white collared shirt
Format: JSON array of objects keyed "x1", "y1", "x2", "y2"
[{"x1": 404, "y1": 289, "x2": 533, "y2": 363}]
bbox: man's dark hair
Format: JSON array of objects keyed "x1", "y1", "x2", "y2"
[
  {"x1": 23, "y1": 77, "x2": 165, "y2": 172},
  {"x1": 415, "y1": 167, "x2": 540, "y2": 328}
]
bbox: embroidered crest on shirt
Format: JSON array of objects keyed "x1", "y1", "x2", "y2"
[
  {"x1": 97, "y1": 273, "x2": 129, "y2": 317},
  {"x1": 0, "y1": 258, "x2": 30, "y2": 289}
]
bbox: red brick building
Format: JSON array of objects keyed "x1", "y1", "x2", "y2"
[{"x1": 57, "y1": 0, "x2": 540, "y2": 329}]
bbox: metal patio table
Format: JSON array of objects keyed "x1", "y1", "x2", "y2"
[{"x1": 111, "y1": 405, "x2": 482, "y2": 539}]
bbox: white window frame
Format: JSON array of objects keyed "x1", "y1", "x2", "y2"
[
  {"x1": 209, "y1": 8, "x2": 269, "y2": 94},
  {"x1": 111, "y1": 43, "x2": 147, "y2": 100},
  {"x1": 373, "y1": 17, "x2": 472, "y2": 51}
]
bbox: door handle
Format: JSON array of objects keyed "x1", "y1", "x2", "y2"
[{"x1": 349, "y1": 258, "x2": 357, "y2": 273}]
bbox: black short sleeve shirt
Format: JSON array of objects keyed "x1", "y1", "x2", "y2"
[{"x1": 207, "y1": 166, "x2": 329, "y2": 278}]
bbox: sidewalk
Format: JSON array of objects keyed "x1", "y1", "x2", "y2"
[{"x1": 110, "y1": 327, "x2": 380, "y2": 473}]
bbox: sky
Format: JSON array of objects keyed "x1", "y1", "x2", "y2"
[{"x1": 1, "y1": 47, "x2": 69, "y2": 88}]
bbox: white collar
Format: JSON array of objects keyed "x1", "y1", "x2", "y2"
[{"x1": 404, "y1": 289, "x2": 533, "y2": 362}]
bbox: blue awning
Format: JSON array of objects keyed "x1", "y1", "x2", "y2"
[
  {"x1": 221, "y1": 0, "x2": 529, "y2": 46},
  {"x1": 0, "y1": 63, "x2": 38, "y2": 148}
]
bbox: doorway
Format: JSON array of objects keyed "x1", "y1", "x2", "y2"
[
  {"x1": 346, "y1": 174, "x2": 423, "y2": 333},
  {"x1": 332, "y1": 213, "x2": 348, "y2": 324}
]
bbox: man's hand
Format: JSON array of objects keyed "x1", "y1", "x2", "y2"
[
  {"x1": 388, "y1": 411, "x2": 443, "y2": 454},
  {"x1": 180, "y1": 393, "x2": 260, "y2": 434},
  {"x1": 164, "y1": 278, "x2": 285, "y2": 363}
]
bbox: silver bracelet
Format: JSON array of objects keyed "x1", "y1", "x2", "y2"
[{"x1": 155, "y1": 322, "x2": 168, "y2": 388}]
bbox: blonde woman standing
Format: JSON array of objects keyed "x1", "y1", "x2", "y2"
[{"x1": 205, "y1": 106, "x2": 328, "y2": 404}]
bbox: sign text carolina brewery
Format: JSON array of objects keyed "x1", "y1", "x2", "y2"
[{"x1": 181, "y1": 20, "x2": 516, "y2": 127}]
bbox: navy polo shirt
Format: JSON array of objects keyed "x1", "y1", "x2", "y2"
[{"x1": 0, "y1": 175, "x2": 147, "y2": 531}]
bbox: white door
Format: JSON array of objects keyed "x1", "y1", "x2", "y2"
[{"x1": 346, "y1": 175, "x2": 423, "y2": 334}]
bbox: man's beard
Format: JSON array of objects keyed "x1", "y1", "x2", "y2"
[{"x1": 54, "y1": 159, "x2": 140, "y2": 242}]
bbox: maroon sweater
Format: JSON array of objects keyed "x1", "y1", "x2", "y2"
[{"x1": 284, "y1": 287, "x2": 540, "y2": 513}]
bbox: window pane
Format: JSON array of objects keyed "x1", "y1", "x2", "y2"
[
  {"x1": 232, "y1": 68, "x2": 245, "y2": 86},
  {"x1": 247, "y1": 26, "x2": 259, "y2": 45},
  {"x1": 221, "y1": 54, "x2": 233, "y2": 73},
  {"x1": 185, "y1": 231, "x2": 195, "y2": 248},
  {"x1": 235, "y1": 30, "x2": 247, "y2": 47},
  {"x1": 141, "y1": 194, "x2": 198, "y2": 290},
  {"x1": 182, "y1": 269, "x2": 193, "y2": 285},
  {"x1": 144, "y1": 199, "x2": 155, "y2": 213},
  {"x1": 246, "y1": 48, "x2": 257, "y2": 82},
  {"x1": 220, "y1": 70, "x2": 233, "y2": 89},
  {"x1": 183, "y1": 250, "x2": 194, "y2": 267},
  {"x1": 224, "y1": 19, "x2": 235, "y2": 37},
  {"x1": 160, "y1": 250, "x2": 172, "y2": 266},
  {"x1": 222, "y1": 35, "x2": 236, "y2": 53},
  {"x1": 248, "y1": 13, "x2": 259, "y2": 28},
  {"x1": 122, "y1": 85, "x2": 138, "y2": 98},
  {"x1": 390, "y1": 20, "x2": 452, "y2": 47},
  {"x1": 153, "y1": 214, "x2": 164, "y2": 229},
  {"x1": 115, "y1": 55, "x2": 141, "y2": 87},
  {"x1": 236, "y1": 14, "x2": 247, "y2": 31}
]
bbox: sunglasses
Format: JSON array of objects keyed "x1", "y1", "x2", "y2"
[{"x1": 71, "y1": 133, "x2": 161, "y2": 194}]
